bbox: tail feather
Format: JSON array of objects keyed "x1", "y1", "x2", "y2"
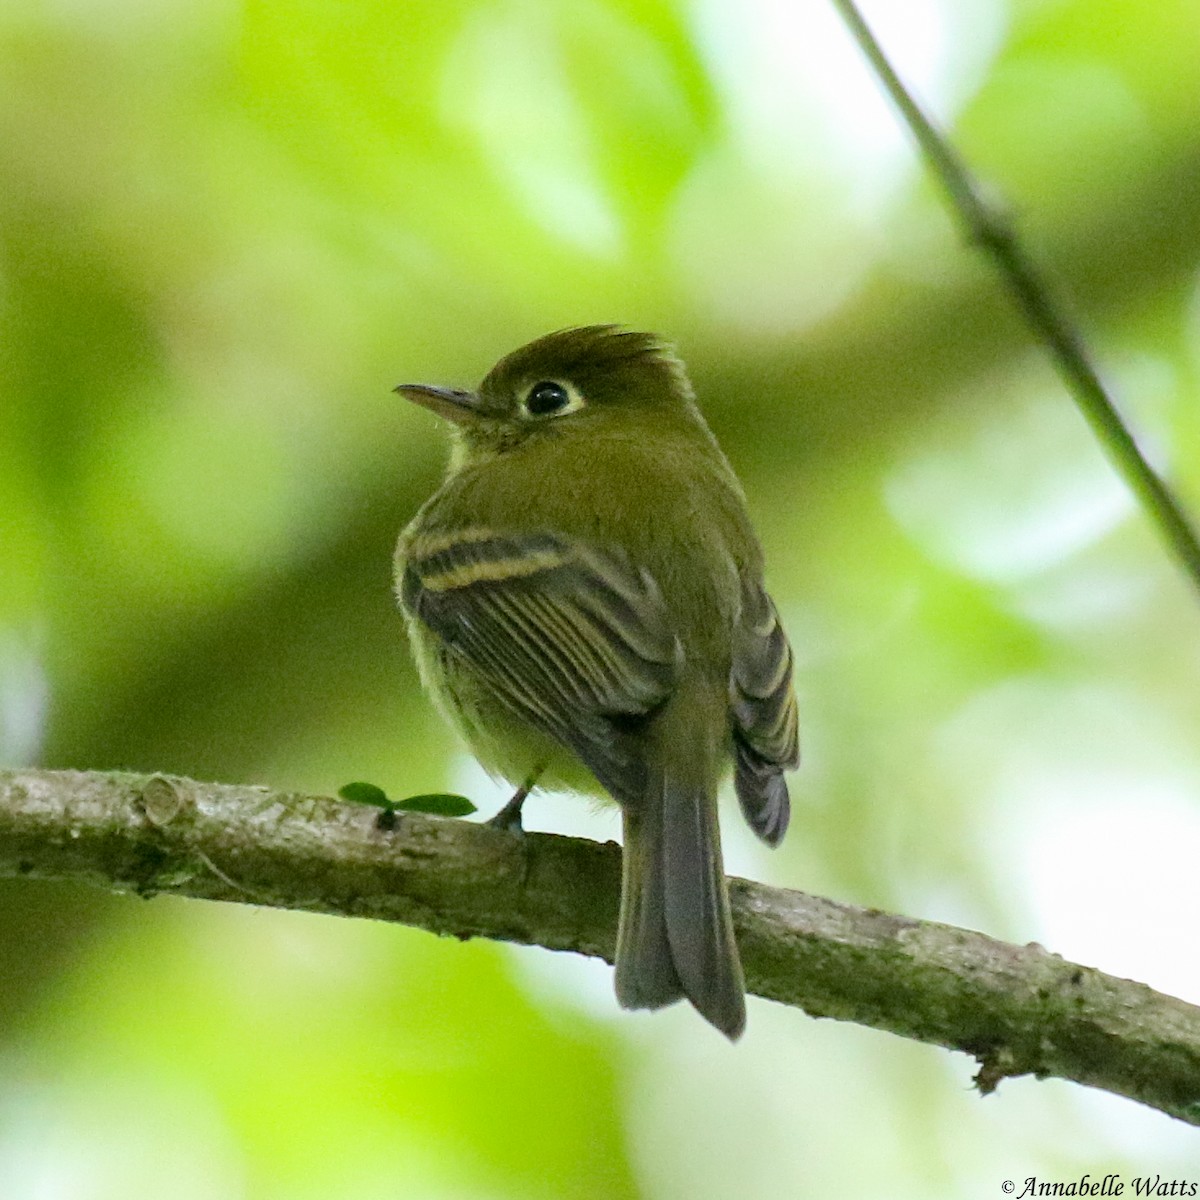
[
  {"x1": 614, "y1": 805, "x2": 684, "y2": 1011},
  {"x1": 614, "y1": 771, "x2": 746, "y2": 1040},
  {"x1": 662, "y1": 777, "x2": 745, "y2": 1039}
]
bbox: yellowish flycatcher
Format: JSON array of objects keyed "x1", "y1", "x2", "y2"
[{"x1": 395, "y1": 327, "x2": 798, "y2": 1038}]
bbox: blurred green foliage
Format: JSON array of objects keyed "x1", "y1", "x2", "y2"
[{"x1": 4, "y1": 0, "x2": 1200, "y2": 1195}]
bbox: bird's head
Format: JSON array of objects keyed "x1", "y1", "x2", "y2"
[{"x1": 396, "y1": 325, "x2": 698, "y2": 463}]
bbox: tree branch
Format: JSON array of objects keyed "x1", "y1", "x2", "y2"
[
  {"x1": 830, "y1": 0, "x2": 1200, "y2": 600},
  {"x1": 3, "y1": 767, "x2": 1200, "y2": 1124}
]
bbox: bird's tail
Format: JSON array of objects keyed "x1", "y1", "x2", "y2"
[{"x1": 614, "y1": 765, "x2": 746, "y2": 1040}]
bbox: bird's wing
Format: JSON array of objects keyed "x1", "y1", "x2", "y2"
[
  {"x1": 729, "y1": 577, "x2": 799, "y2": 846},
  {"x1": 400, "y1": 528, "x2": 682, "y2": 798}
]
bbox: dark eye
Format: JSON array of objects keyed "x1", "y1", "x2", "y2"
[{"x1": 525, "y1": 381, "x2": 570, "y2": 416}]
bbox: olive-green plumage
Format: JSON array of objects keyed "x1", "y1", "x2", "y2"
[{"x1": 394, "y1": 326, "x2": 798, "y2": 1039}]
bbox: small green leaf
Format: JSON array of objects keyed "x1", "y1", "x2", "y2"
[
  {"x1": 338, "y1": 781, "x2": 391, "y2": 808},
  {"x1": 394, "y1": 793, "x2": 477, "y2": 817},
  {"x1": 338, "y1": 782, "x2": 476, "y2": 819}
]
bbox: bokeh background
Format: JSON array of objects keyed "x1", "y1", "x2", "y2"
[{"x1": 4, "y1": 0, "x2": 1200, "y2": 1194}]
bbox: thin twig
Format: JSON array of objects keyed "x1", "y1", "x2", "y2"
[
  {"x1": 4, "y1": 767, "x2": 1200, "y2": 1124},
  {"x1": 830, "y1": 0, "x2": 1200, "y2": 596}
]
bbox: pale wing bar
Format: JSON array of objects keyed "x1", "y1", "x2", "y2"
[{"x1": 402, "y1": 529, "x2": 682, "y2": 799}]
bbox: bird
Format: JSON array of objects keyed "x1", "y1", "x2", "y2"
[{"x1": 394, "y1": 326, "x2": 798, "y2": 1039}]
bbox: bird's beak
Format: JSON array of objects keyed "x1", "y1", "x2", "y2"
[{"x1": 395, "y1": 383, "x2": 484, "y2": 424}]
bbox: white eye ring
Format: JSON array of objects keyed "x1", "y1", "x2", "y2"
[{"x1": 521, "y1": 379, "x2": 585, "y2": 419}]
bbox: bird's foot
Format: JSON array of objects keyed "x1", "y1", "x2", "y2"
[{"x1": 486, "y1": 771, "x2": 541, "y2": 834}]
